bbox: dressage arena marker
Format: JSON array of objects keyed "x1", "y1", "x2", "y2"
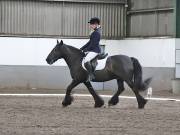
[{"x1": 0, "y1": 94, "x2": 180, "y2": 102}]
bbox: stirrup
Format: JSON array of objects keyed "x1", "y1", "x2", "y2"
[{"x1": 86, "y1": 74, "x2": 95, "y2": 82}]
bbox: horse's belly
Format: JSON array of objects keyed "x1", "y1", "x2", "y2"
[{"x1": 93, "y1": 69, "x2": 116, "y2": 82}]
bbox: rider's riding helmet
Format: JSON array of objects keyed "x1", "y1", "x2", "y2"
[{"x1": 88, "y1": 17, "x2": 100, "y2": 25}]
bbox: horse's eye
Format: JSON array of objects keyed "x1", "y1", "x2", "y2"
[{"x1": 54, "y1": 48, "x2": 58, "y2": 52}]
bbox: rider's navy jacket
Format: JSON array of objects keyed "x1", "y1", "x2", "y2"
[{"x1": 80, "y1": 27, "x2": 101, "y2": 53}]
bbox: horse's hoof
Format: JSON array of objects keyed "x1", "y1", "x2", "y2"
[
  {"x1": 62, "y1": 102, "x2": 69, "y2": 107},
  {"x1": 94, "y1": 99, "x2": 104, "y2": 108},
  {"x1": 62, "y1": 95, "x2": 74, "y2": 107},
  {"x1": 108, "y1": 97, "x2": 119, "y2": 106},
  {"x1": 138, "y1": 99, "x2": 148, "y2": 109},
  {"x1": 62, "y1": 100, "x2": 71, "y2": 107}
]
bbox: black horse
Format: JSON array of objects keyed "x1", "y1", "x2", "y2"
[{"x1": 46, "y1": 40, "x2": 152, "y2": 109}]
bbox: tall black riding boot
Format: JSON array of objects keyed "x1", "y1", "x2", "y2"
[{"x1": 84, "y1": 62, "x2": 95, "y2": 81}]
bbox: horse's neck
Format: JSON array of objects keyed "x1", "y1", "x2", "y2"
[{"x1": 62, "y1": 46, "x2": 82, "y2": 69}]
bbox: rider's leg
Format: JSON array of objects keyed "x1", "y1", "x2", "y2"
[
  {"x1": 84, "y1": 52, "x2": 98, "y2": 63},
  {"x1": 84, "y1": 62, "x2": 94, "y2": 80},
  {"x1": 84, "y1": 52, "x2": 98, "y2": 81}
]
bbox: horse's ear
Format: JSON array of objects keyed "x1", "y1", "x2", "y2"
[
  {"x1": 60, "y1": 40, "x2": 63, "y2": 45},
  {"x1": 57, "y1": 40, "x2": 59, "y2": 44}
]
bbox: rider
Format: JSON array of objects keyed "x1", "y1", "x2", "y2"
[{"x1": 80, "y1": 17, "x2": 101, "y2": 81}]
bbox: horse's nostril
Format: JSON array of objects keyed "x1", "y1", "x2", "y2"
[{"x1": 46, "y1": 58, "x2": 50, "y2": 64}]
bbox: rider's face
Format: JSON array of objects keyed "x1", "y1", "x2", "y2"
[{"x1": 89, "y1": 24, "x2": 98, "y2": 29}]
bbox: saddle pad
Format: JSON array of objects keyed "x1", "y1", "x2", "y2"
[{"x1": 82, "y1": 57, "x2": 108, "y2": 71}]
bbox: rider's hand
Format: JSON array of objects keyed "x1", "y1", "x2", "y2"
[
  {"x1": 80, "y1": 49, "x2": 84, "y2": 53},
  {"x1": 80, "y1": 49, "x2": 85, "y2": 54}
]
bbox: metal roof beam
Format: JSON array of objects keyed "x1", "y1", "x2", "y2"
[{"x1": 38, "y1": 0, "x2": 126, "y2": 4}]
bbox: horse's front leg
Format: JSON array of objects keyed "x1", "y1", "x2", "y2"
[
  {"x1": 62, "y1": 80, "x2": 80, "y2": 107},
  {"x1": 84, "y1": 81, "x2": 104, "y2": 108}
]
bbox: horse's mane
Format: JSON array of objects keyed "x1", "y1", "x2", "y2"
[{"x1": 63, "y1": 44, "x2": 84, "y2": 56}]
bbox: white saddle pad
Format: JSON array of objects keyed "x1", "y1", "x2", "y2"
[{"x1": 82, "y1": 57, "x2": 108, "y2": 71}]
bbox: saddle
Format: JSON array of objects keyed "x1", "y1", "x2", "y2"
[
  {"x1": 90, "y1": 53, "x2": 108, "y2": 71},
  {"x1": 94, "y1": 53, "x2": 108, "y2": 60}
]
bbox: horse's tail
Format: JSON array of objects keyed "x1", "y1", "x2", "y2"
[{"x1": 131, "y1": 57, "x2": 152, "y2": 91}]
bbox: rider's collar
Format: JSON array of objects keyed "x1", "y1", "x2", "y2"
[
  {"x1": 89, "y1": 25, "x2": 101, "y2": 35},
  {"x1": 94, "y1": 25, "x2": 101, "y2": 30}
]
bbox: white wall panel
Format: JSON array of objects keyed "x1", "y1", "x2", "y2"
[{"x1": 0, "y1": 37, "x2": 175, "y2": 67}]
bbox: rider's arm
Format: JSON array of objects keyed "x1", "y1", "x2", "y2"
[{"x1": 80, "y1": 41, "x2": 90, "y2": 51}]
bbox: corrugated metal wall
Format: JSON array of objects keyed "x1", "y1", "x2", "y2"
[
  {"x1": 127, "y1": 0, "x2": 174, "y2": 37},
  {"x1": 42, "y1": 0, "x2": 125, "y2": 4},
  {"x1": 63, "y1": 2, "x2": 125, "y2": 38},
  {"x1": 0, "y1": 0, "x2": 126, "y2": 39},
  {"x1": 0, "y1": 0, "x2": 63, "y2": 36}
]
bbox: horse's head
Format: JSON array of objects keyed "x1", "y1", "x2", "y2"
[{"x1": 46, "y1": 40, "x2": 64, "y2": 65}]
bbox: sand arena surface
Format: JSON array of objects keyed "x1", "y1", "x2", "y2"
[{"x1": 0, "y1": 95, "x2": 180, "y2": 135}]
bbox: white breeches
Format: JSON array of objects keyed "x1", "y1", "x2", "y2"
[{"x1": 84, "y1": 52, "x2": 98, "y2": 63}]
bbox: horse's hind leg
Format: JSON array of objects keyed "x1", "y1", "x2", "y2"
[
  {"x1": 62, "y1": 80, "x2": 80, "y2": 107},
  {"x1": 108, "y1": 79, "x2": 124, "y2": 106},
  {"x1": 84, "y1": 81, "x2": 104, "y2": 108},
  {"x1": 127, "y1": 81, "x2": 147, "y2": 109},
  {"x1": 134, "y1": 90, "x2": 147, "y2": 109}
]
